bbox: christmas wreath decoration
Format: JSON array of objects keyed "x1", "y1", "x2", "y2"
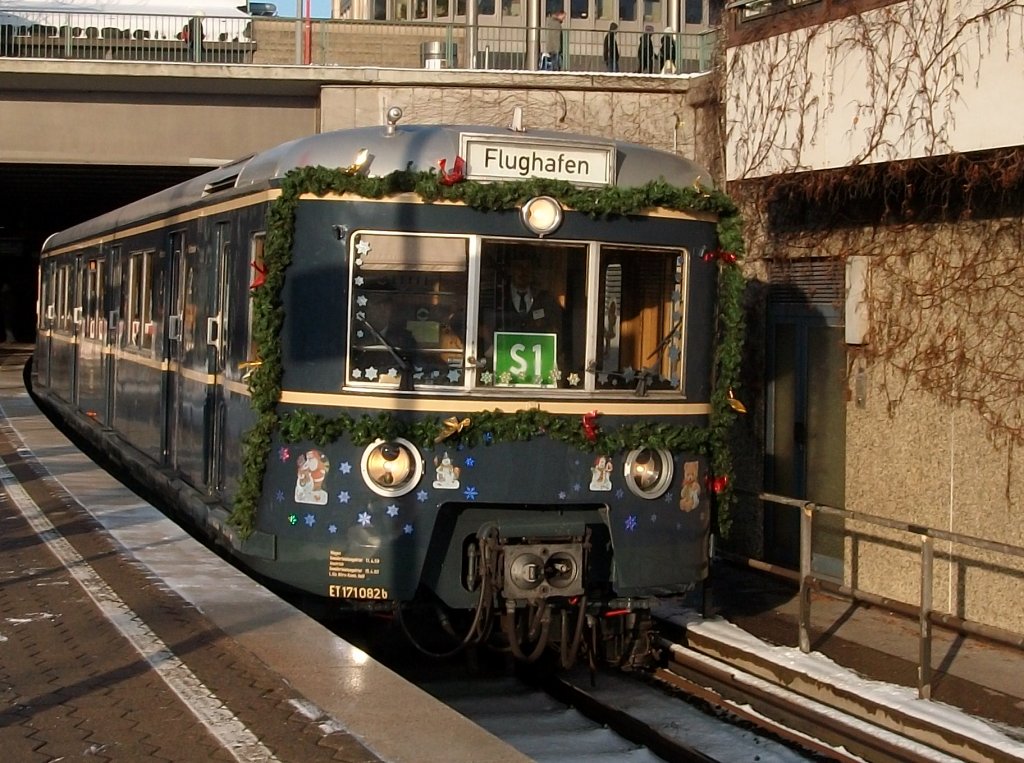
[{"x1": 230, "y1": 166, "x2": 746, "y2": 537}]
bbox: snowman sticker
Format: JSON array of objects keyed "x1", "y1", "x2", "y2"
[
  {"x1": 589, "y1": 455, "x2": 613, "y2": 491},
  {"x1": 433, "y1": 452, "x2": 461, "y2": 489}
]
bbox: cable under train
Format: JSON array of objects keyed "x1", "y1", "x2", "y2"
[{"x1": 31, "y1": 108, "x2": 743, "y2": 667}]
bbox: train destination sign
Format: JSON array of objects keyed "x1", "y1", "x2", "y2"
[
  {"x1": 493, "y1": 332, "x2": 559, "y2": 386},
  {"x1": 460, "y1": 134, "x2": 615, "y2": 186}
]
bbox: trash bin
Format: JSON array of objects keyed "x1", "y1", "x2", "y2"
[{"x1": 421, "y1": 40, "x2": 456, "y2": 69}]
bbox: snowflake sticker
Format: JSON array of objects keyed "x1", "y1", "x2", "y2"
[
  {"x1": 357, "y1": 511, "x2": 372, "y2": 527},
  {"x1": 356, "y1": 311, "x2": 366, "y2": 321},
  {"x1": 355, "y1": 239, "x2": 372, "y2": 256},
  {"x1": 464, "y1": 457, "x2": 475, "y2": 468},
  {"x1": 463, "y1": 486, "x2": 478, "y2": 501},
  {"x1": 274, "y1": 489, "x2": 285, "y2": 503},
  {"x1": 386, "y1": 504, "x2": 400, "y2": 517},
  {"x1": 338, "y1": 461, "x2": 352, "y2": 475},
  {"x1": 356, "y1": 294, "x2": 368, "y2": 307},
  {"x1": 568, "y1": 372, "x2": 581, "y2": 387},
  {"x1": 304, "y1": 513, "x2": 316, "y2": 527},
  {"x1": 447, "y1": 368, "x2": 461, "y2": 383},
  {"x1": 403, "y1": 523, "x2": 414, "y2": 535},
  {"x1": 288, "y1": 513, "x2": 298, "y2": 526},
  {"x1": 480, "y1": 371, "x2": 494, "y2": 385},
  {"x1": 416, "y1": 489, "x2": 429, "y2": 502},
  {"x1": 625, "y1": 515, "x2": 638, "y2": 532},
  {"x1": 356, "y1": 329, "x2": 365, "y2": 339},
  {"x1": 615, "y1": 488, "x2": 625, "y2": 499},
  {"x1": 558, "y1": 490, "x2": 567, "y2": 500},
  {"x1": 354, "y1": 276, "x2": 364, "y2": 286},
  {"x1": 337, "y1": 491, "x2": 350, "y2": 504},
  {"x1": 351, "y1": 368, "x2": 363, "y2": 379},
  {"x1": 365, "y1": 366, "x2": 379, "y2": 380},
  {"x1": 499, "y1": 371, "x2": 512, "y2": 385},
  {"x1": 328, "y1": 523, "x2": 338, "y2": 534}
]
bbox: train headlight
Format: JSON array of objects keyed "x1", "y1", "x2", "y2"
[
  {"x1": 360, "y1": 438, "x2": 423, "y2": 497},
  {"x1": 521, "y1": 196, "x2": 563, "y2": 237},
  {"x1": 623, "y1": 448, "x2": 674, "y2": 499}
]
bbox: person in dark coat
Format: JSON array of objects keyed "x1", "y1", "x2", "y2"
[
  {"x1": 637, "y1": 25, "x2": 656, "y2": 74},
  {"x1": 659, "y1": 27, "x2": 677, "y2": 73},
  {"x1": 499, "y1": 257, "x2": 562, "y2": 334},
  {"x1": 602, "y1": 22, "x2": 620, "y2": 73}
]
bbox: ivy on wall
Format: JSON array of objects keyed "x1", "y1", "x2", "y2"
[{"x1": 230, "y1": 166, "x2": 746, "y2": 537}]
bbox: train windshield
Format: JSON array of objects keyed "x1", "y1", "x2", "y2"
[{"x1": 347, "y1": 233, "x2": 686, "y2": 393}]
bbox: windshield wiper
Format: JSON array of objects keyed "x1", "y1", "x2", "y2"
[{"x1": 359, "y1": 318, "x2": 413, "y2": 391}]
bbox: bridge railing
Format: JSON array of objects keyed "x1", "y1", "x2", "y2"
[
  {"x1": 0, "y1": 12, "x2": 255, "y2": 63},
  {"x1": 0, "y1": 10, "x2": 719, "y2": 73}
]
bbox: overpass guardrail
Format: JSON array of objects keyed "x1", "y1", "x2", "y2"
[{"x1": 0, "y1": 11, "x2": 719, "y2": 72}]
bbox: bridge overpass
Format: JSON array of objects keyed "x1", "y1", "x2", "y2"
[{"x1": 0, "y1": 54, "x2": 716, "y2": 339}]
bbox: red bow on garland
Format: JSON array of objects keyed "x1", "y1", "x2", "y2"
[
  {"x1": 702, "y1": 249, "x2": 738, "y2": 264},
  {"x1": 707, "y1": 474, "x2": 729, "y2": 494},
  {"x1": 582, "y1": 410, "x2": 600, "y2": 443},
  {"x1": 249, "y1": 260, "x2": 267, "y2": 290},
  {"x1": 438, "y1": 156, "x2": 466, "y2": 185}
]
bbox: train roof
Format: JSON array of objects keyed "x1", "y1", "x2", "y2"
[{"x1": 42, "y1": 121, "x2": 713, "y2": 252}]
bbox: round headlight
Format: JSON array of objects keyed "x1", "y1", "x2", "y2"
[
  {"x1": 360, "y1": 438, "x2": 423, "y2": 497},
  {"x1": 623, "y1": 448, "x2": 674, "y2": 499},
  {"x1": 520, "y1": 196, "x2": 563, "y2": 237}
]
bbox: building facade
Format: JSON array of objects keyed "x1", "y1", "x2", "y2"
[{"x1": 723, "y1": 0, "x2": 1024, "y2": 635}]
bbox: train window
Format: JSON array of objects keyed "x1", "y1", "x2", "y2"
[
  {"x1": 84, "y1": 259, "x2": 103, "y2": 340},
  {"x1": 348, "y1": 233, "x2": 469, "y2": 388},
  {"x1": 126, "y1": 250, "x2": 155, "y2": 352},
  {"x1": 595, "y1": 247, "x2": 685, "y2": 391},
  {"x1": 477, "y1": 241, "x2": 588, "y2": 389},
  {"x1": 245, "y1": 233, "x2": 266, "y2": 377}
]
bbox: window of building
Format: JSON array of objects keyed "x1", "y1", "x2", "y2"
[{"x1": 684, "y1": 0, "x2": 703, "y2": 24}]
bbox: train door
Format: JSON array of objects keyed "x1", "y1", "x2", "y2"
[
  {"x1": 164, "y1": 231, "x2": 184, "y2": 470},
  {"x1": 77, "y1": 255, "x2": 105, "y2": 420},
  {"x1": 71, "y1": 254, "x2": 84, "y2": 406},
  {"x1": 104, "y1": 246, "x2": 121, "y2": 423},
  {"x1": 764, "y1": 259, "x2": 846, "y2": 575},
  {"x1": 165, "y1": 228, "x2": 217, "y2": 488},
  {"x1": 205, "y1": 222, "x2": 230, "y2": 495},
  {"x1": 37, "y1": 259, "x2": 56, "y2": 388}
]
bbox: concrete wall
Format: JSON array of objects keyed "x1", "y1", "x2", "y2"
[{"x1": 725, "y1": 0, "x2": 1024, "y2": 181}]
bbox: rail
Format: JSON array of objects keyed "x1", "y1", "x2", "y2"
[
  {"x1": 0, "y1": 10, "x2": 719, "y2": 72},
  {"x1": 745, "y1": 491, "x2": 1024, "y2": 700}
]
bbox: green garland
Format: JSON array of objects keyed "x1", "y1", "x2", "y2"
[{"x1": 229, "y1": 167, "x2": 746, "y2": 537}]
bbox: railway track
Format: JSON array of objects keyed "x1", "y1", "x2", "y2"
[{"x1": 412, "y1": 663, "x2": 813, "y2": 762}]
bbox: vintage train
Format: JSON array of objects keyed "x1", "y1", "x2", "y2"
[{"x1": 31, "y1": 108, "x2": 743, "y2": 666}]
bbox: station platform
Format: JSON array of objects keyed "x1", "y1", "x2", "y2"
[
  {"x1": 3, "y1": 338, "x2": 1023, "y2": 761},
  {"x1": 0, "y1": 343, "x2": 529, "y2": 763}
]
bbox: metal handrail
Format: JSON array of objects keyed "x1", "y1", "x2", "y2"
[
  {"x1": 0, "y1": 10, "x2": 720, "y2": 73},
  {"x1": 749, "y1": 490, "x2": 1024, "y2": 699}
]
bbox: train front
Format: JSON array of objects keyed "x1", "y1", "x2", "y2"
[{"x1": 238, "y1": 117, "x2": 739, "y2": 665}]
